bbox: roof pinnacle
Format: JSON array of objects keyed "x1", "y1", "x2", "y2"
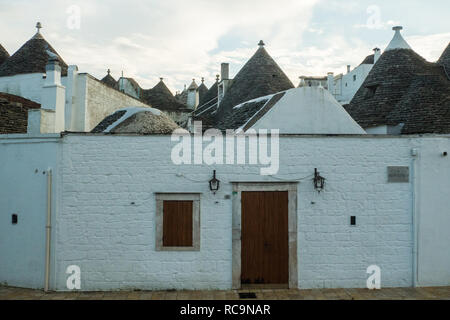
[{"x1": 36, "y1": 22, "x2": 42, "y2": 34}]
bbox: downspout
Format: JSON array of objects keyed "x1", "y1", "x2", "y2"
[
  {"x1": 411, "y1": 149, "x2": 418, "y2": 287},
  {"x1": 44, "y1": 169, "x2": 53, "y2": 292}
]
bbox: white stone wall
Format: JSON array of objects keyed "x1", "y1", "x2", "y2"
[
  {"x1": 54, "y1": 134, "x2": 426, "y2": 291},
  {"x1": 333, "y1": 64, "x2": 373, "y2": 104},
  {"x1": 1, "y1": 134, "x2": 449, "y2": 291},
  {"x1": 0, "y1": 73, "x2": 45, "y2": 104},
  {"x1": 83, "y1": 75, "x2": 151, "y2": 131},
  {"x1": 416, "y1": 137, "x2": 450, "y2": 286},
  {"x1": 0, "y1": 134, "x2": 59, "y2": 289}
]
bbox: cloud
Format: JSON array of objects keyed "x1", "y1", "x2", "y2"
[
  {"x1": 407, "y1": 33, "x2": 450, "y2": 62},
  {"x1": 0, "y1": 0, "x2": 320, "y2": 91},
  {"x1": 0, "y1": 0, "x2": 448, "y2": 94}
]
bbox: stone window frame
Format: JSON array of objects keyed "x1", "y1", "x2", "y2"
[{"x1": 155, "y1": 193, "x2": 201, "y2": 252}]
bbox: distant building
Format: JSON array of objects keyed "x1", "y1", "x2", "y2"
[
  {"x1": 0, "y1": 23, "x2": 153, "y2": 133},
  {"x1": 118, "y1": 76, "x2": 143, "y2": 99},
  {"x1": 299, "y1": 48, "x2": 381, "y2": 105}
]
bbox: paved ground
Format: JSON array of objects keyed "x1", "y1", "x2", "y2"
[{"x1": 1, "y1": 286, "x2": 450, "y2": 300}]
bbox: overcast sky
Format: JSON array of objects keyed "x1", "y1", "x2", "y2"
[{"x1": 0, "y1": 0, "x2": 449, "y2": 93}]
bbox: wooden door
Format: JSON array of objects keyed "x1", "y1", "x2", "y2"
[{"x1": 241, "y1": 191, "x2": 289, "y2": 285}]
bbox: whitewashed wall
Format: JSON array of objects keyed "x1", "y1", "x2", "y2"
[
  {"x1": 0, "y1": 74, "x2": 45, "y2": 104},
  {"x1": 0, "y1": 134, "x2": 59, "y2": 289},
  {"x1": 2, "y1": 134, "x2": 448, "y2": 291},
  {"x1": 333, "y1": 64, "x2": 373, "y2": 104},
  {"x1": 83, "y1": 75, "x2": 151, "y2": 131},
  {"x1": 0, "y1": 71, "x2": 151, "y2": 133},
  {"x1": 54, "y1": 134, "x2": 435, "y2": 291},
  {"x1": 416, "y1": 138, "x2": 450, "y2": 286}
]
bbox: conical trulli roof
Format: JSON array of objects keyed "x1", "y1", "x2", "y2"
[
  {"x1": 201, "y1": 80, "x2": 219, "y2": 106},
  {"x1": 198, "y1": 78, "x2": 208, "y2": 105},
  {"x1": 0, "y1": 31, "x2": 68, "y2": 77},
  {"x1": 346, "y1": 48, "x2": 443, "y2": 128},
  {"x1": 101, "y1": 69, "x2": 118, "y2": 89},
  {"x1": 143, "y1": 78, "x2": 188, "y2": 111},
  {"x1": 438, "y1": 42, "x2": 450, "y2": 72},
  {"x1": 345, "y1": 27, "x2": 450, "y2": 134},
  {"x1": 215, "y1": 41, "x2": 294, "y2": 120},
  {"x1": 0, "y1": 43, "x2": 9, "y2": 66}
]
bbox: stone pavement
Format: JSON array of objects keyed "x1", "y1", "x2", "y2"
[{"x1": 1, "y1": 285, "x2": 449, "y2": 300}]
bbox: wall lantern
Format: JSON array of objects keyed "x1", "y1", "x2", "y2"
[
  {"x1": 209, "y1": 170, "x2": 220, "y2": 194},
  {"x1": 313, "y1": 168, "x2": 326, "y2": 192}
]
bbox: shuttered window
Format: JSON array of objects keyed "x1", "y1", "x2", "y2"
[
  {"x1": 163, "y1": 201, "x2": 193, "y2": 247},
  {"x1": 155, "y1": 193, "x2": 200, "y2": 251}
]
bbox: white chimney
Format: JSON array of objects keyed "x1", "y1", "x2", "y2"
[
  {"x1": 327, "y1": 72, "x2": 335, "y2": 94},
  {"x1": 221, "y1": 63, "x2": 229, "y2": 80},
  {"x1": 187, "y1": 79, "x2": 199, "y2": 109},
  {"x1": 41, "y1": 57, "x2": 65, "y2": 133},
  {"x1": 373, "y1": 48, "x2": 381, "y2": 64},
  {"x1": 65, "y1": 65, "x2": 78, "y2": 131}
]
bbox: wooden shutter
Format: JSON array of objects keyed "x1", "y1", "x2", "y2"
[{"x1": 163, "y1": 201, "x2": 193, "y2": 247}]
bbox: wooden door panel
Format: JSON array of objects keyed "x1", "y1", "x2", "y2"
[{"x1": 241, "y1": 191, "x2": 289, "y2": 285}]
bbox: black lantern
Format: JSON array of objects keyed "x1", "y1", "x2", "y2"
[
  {"x1": 313, "y1": 168, "x2": 325, "y2": 192},
  {"x1": 209, "y1": 170, "x2": 220, "y2": 193}
]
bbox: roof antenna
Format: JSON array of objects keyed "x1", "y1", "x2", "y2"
[{"x1": 36, "y1": 22, "x2": 43, "y2": 34}]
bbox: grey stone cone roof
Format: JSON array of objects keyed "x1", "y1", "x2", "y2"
[
  {"x1": 192, "y1": 81, "x2": 219, "y2": 127},
  {"x1": 198, "y1": 82, "x2": 208, "y2": 105},
  {"x1": 143, "y1": 79, "x2": 190, "y2": 112},
  {"x1": 0, "y1": 32, "x2": 68, "y2": 77},
  {"x1": 175, "y1": 89, "x2": 188, "y2": 106},
  {"x1": 101, "y1": 72, "x2": 118, "y2": 89},
  {"x1": 0, "y1": 92, "x2": 41, "y2": 134},
  {"x1": 0, "y1": 43, "x2": 10, "y2": 66},
  {"x1": 345, "y1": 48, "x2": 450, "y2": 134},
  {"x1": 214, "y1": 45, "x2": 294, "y2": 121},
  {"x1": 438, "y1": 42, "x2": 450, "y2": 72},
  {"x1": 360, "y1": 54, "x2": 374, "y2": 65},
  {"x1": 203, "y1": 81, "x2": 218, "y2": 105},
  {"x1": 91, "y1": 108, "x2": 180, "y2": 134}
]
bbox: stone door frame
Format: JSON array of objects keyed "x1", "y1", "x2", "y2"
[{"x1": 231, "y1": 182, "x2": 298, "y2": 289}]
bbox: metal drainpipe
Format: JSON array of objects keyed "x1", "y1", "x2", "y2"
[
  {"x1": 44, "y1": 169, "x2": 53, "y2": 292},
  {"x1": 411, "y1": 149, "x2": 419, "y2": 287}
]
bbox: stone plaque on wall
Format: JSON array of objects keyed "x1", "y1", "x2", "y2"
[{"x1": 387, "y1": 166, "x2": 410, "y2": 183}]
